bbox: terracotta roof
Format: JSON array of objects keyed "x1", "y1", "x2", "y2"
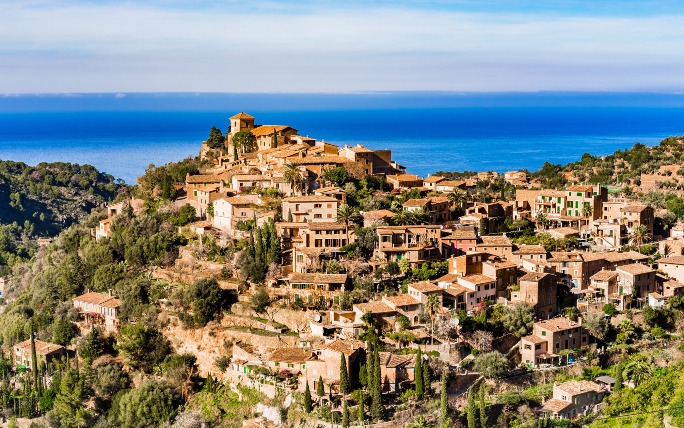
[
  {"x1": 387, "y1": 174, "x2": 421, "y2": 182},
  {"x1": 289, "y1": 273, "x2": 348, "y2": 284},
  {"x1": 660, "y1": 256, "x2": 684, "y2": 266},
  {"x1": 363, "y1": 210, "x2": 396, "y2": 220},
  {"x1": 323, "y1": 339, "x2": 365, "y2": 356},
  {"x1": 438, "y1": 180, "x2": 466, "y2": 187},
  {"x1": 308, "y1": 222, "x2": 346, "y2": 231},
  {"x1": 378, "y1": 352, "x2": 415, "y2": 368},
  {"x1": 266, "y1": 347, "x2": 312, "y2": 363},
  {"x1": 483, "y1": 259, "x2": 518, "y2": 269},
  {"x1": 230, "y1": 112, "x2": 255, "y2": 120},
  {"x1": 603, "y1": 251, "x2": 648, "y2": 263},
  {"x1": 347, "y1": 145, "x2": 374, "y2": 153},
  {"x1": 284, "y1": 195, "x2": 338, "y2": 203},
  {"x1": 649, "y1": 292, "x2": 665, "y2": 300},
  {"x1": 548, "y1": 252, "x2": 584, "y2": 262},
  {"x1": 408, "y1": 281, "x2": 442, "y2": 293},
  {"x1": 539, "y1": 190, "x2": 566, "y2": 197},
  {"x1": 620, "y1": 205, "x2": 650, "y2": 213},
  {"x1": 617, "y1": 263, "x2": 654, "y2": 276},
  {"x1": 513, "y1": 244, "x2": 547, "y2": 255},
  {"x1": 478, "y1": 236, "x2": 512, "y2": 246},
  {"x1": 436, "y1": 273, "x2": 461, "y2": 284},
  {"x1": 100, "y1": 298, "x2": 122, "y2": 308},
  {"x1": 74, "y1": 292, "x2": 119, "y2": 306},
  {"x1": 521, "y1": 335, "x2": 546, "y2": 344},
  {"x1": 519, "y1": 272, "x2": 550, "y2": 282},
  {"x1": 541, "y1": 398, "x2": 572, "y2": 413},
  {"x1": 444, "y1": 284, "x2": 469, "y2": 296},
  {"x1": 547, "y1": 227, "x2": 580, "y2": 237},
  {"x1": 535, "y1": 317, "x2": 582, "y2": 332},
  {"x1": 354, "y1": 301, "x2": 395, "y2": 314},
  {"x1": 591, "y1": 270, "x2": 619, "y2": 281},
  {"x1": 221, "y1": 196, "x2": 255, "y2": 205},
  {"x1": 14, "y1": 339, "x2": 65, "y2": 356},
  {"x1": 556, "y1": 380, "x2": 603, "y2": 395},
  {"x1": 459, "y1": 274, "x2": 496, "y2": 286},
  {"x1": 403, "y1": 198, "x2": 430, "y2": 207},
  {"x1": 297, "y1": 156, "x2": 349, "y2": 165},
  {"x1": 443, "y1": 230, "x2": 477, "y2": 240},
  {"x1": 252, "y1": 125, "x2": 295, "y2": 137},
  {"x1": 186, "y1": 174, "x2": 223, "y2": 184},
  {"x1": 384, "y1": 294, "x2": 421, "y2": 308},
  {"x1": 233, "y1": 174, "x2": 271, "y2": 181},
  {"x1": 423, "y1": 175, "x2": 446, "y2": 183}
]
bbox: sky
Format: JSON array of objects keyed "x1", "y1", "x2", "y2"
[{"x1": 2, "y1": 0, "x2": 684, "y2": 93}]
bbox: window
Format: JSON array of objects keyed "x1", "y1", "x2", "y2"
[{"x1": 541, "y1": 331, "x2": 546, "y2": 336}]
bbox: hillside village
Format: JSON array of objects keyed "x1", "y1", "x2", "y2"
[{"x1": 4, "y1": 113, "x2": 684, "y2": 427}]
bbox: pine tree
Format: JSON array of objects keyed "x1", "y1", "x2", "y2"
[
  {"x1": 614, "y1": 362, "x2": 623, "y2": 393},
  {"x1": 440, "y1": 364, "x2": 449, "y2": 428},
  {"x1": 342, "y1": 399, "x2": 350, "y2": 428},
  {"x1": 317, "y1": 376, "x2": 325, "y2": 398},
  {"x1": 357, "y1": 390, "x2": 365, "y2": 424},
  {"x1": 371, "y1": 348, "x2": 382, "y2": 420},
  {"x1": 414, "y1": 350, "x2": 424, "y2": 399},
  {"x1": 478, "y1": 383, "x2": 487, "y2": 428},
  {"x1": 422, "y1": 356, "x2": 430, "y2": 396},
  {"x1": 304, "y1": 382, "x2": 313, "y2": 412},
  {"x1": 340, "y1": 353, "x2": 349, "y2": 395},
  {"x1": 467, "y1": 384, "x2": 477, "y2": 428}
]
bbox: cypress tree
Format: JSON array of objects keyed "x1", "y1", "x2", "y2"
[
  {"x1": 366, "y1": 348, "x2": 375, "y2": 393},
  {"x1": 304, "y1": 382, "x2": 312, "y2": 412},
  {"x1": 340, "y1": 353, "x2": 349, "y2": 395},
  {"x1": 272, "y1": 128, "x2": 278, "y2": 149},
  {"x1": 614, "y1": 362, "x2": 623, "y2": 393},
  {"x1": 423, "y1": 356, "x2": 430, "y2": 396},
  {"x1": 317, "y1": 376, "x2": 325, "y2": 398},
  {"x1": 467, "y1": 384, "x2": 477, "y2": 428},
  {"x1": 288, "y1": 209, "x2": 293, "y2": 222},
  {"x1": 478, "y1": 383, "x2": 487, "y2": 428},
  {"x1": 440, "y1": 364, "x2": 449, "y2": 428},
  {"x1": 371, "y1": 348, "x2": 382, "y2": 420},
  {"x1": 414, "y1": 350, "x2": 424, "y2": 399},
  {"x1": 357, "y1": 390, "x2": 365, "y2": 424},
  {"x1": 342, "y1": 399, "x2": 350, "y2": 428},
  {"x1": 30, "y1": 323, "x2": 39, "y2": 392}
]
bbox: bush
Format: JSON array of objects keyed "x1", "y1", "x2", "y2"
[
  {"x1": 108, "y1": 380, "x2": 180, "y2": 428},
  {"x1": 603, "y1": 303, "x2": 617, "y2": 316},
  {"x1": 116, "y1": 323, "x2": 171, "y2": 373}
]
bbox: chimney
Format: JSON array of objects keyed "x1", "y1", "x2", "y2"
[{"x1": 108, "y1": 289, "x2": 113, "y2": 296}]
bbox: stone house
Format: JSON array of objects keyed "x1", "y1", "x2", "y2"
[
  {"x1": 386, "y1": 174, "x2": 423, "y2": 190},
  {"x1": 539, "y1": 380, "x2": 605, "y2": 419},
  {"x1": 422, "y1": 175, "x2": 446, "y2": 191},
  {"x1": 378, "y1": 352, "x2": 416, "y2": 393},
  {"x1": 510, "y1": 272, "x2": 558, "y2": 319},
  {"x1": 441, "y1": 229, "x2": 478, "y2": 258},
  {"x1": 658, "y1": 255, "x2": 684, "y2": 284},
  {"x1": 286, "y1": 273, "x2": 349, "y2": 307},
  {"x1": 511, "y1": 245, "x2": 548, "y2": 265},
  {"x1": 264, "y1": 347, "x2": 312, "y2": 380},
  {"x1": 375, "y1": 225, "x2": 442, "y2": 267},
  {"x1": 73, "y1": 291, "x2": 121, "y2": 330},
  {"x1": 352, "y1": 301, "x2": 397, "y2": 333},
  {"x1": 476, "y1": 235, "x2": 514, "y2": 260},
  {"x1": 305, "y1": 340, "x2": 364, "y2": 394},
  {"x1": 281, "y1": 195, "x2": 339, "y2": 223},
  {"x1": 212, "y1": 195, "x2": 262, "y2": 233},
  {"x1": 381, "y1": 294, "x2": 423, "y2": 326},
  {"x1": 616, "y1": 263, "x2": 656, "y2": 299},
  {"x1": 14, "y1": 339, "x2": 65, "y2": 370},
  {"x1": 519, "y1": 317, "x2": 589, "y2": 368},
  {"x1": 403, "y1": 197, "x2": 450, "y2": 224},
  {"x1": 362, "y1": 210, "x2": 396, "y2": 228}
]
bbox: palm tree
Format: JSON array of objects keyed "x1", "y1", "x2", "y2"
[
  {"x1": 425, "y1": 293, "x2": 441, "y2": 345},
  {"x1": 582, "y1": 203, "x2": 593, "y2": 232},
  {"x1": 628, "y1": 224, "x2": 651, "y2": 250},
  {"x1": 447, "y1": 189, "x2": 466, "y2": 210},
  {"x1": 622, "y1": 358, "x2": 653, "y2": 387},
  {"x1": 536, "y1": 211, "x2": 549, "y2": 230},
  {"x1": 283, "y1": 162, "x2": 304, "y2": 196},
  {"x1": 391, "y1": 209, "x2": 414, "y2": 226},
  {"x1": 337, "y1": 204, "x2": 361, "y2": 243}
]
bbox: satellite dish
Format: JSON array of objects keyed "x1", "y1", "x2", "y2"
[
  {"x1": 314, "y1": 314, "x2": 322, "y2": 323},
  {"x1": 453, "y1": 318, "x2": 460, "y2": 326}
]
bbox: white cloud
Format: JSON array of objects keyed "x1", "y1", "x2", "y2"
[{"x1": 0, "y1": 2, "x2": 683, "y2": 92}]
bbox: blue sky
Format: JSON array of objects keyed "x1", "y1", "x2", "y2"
[{"x1": 1, "y1": 0, "x2": 684, "y2": 93}]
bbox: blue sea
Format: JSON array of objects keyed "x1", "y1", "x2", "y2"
[{"x1": 1, "y1": 92, "x2": 683, "y2": 184}]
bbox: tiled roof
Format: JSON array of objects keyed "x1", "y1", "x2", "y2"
[
  {"x1": 348, "y1": 145, "x2": 374, "y2": 153},
  {"x1": 408, "y1": 281, "x2": 441, "y2": 293},
  {"x1": 378, "y1": 352, "x2": 415, "y2": 368},
  {"x1": 222, "y1": 196, "x2": 255, "y2": 205},
  {"x1": 444, "y1": 284, "x2": 469, "y2": 296},
  {"x1": 186, "y1": 174, "x2": 223, "y2": 184},
  {"x1": 519, "y1": 272, "x2": 550, "y2": 282},
  {"x1": 14, "y1": 339, "x2": 65, "y2": 356},
  {"x1": 387, "y1": 174, "x2": 421, "y2": 182},
  {"x1": 660, "y1": 256, "x2": 684, "y2": 265},
  {"x1": 602, "y1": 251, "x2": 648, "y2": 263},
  {"x1": 403, "y1": 198, "x2": 430, "y2": 207},
  {"x1": 308, "y1": 222, "x2": 346, "y2": 231},
  {"x1": 483, "y1": 259, "x2": 518, "y2": 269},
  {"x1": 443, "y1": 230, "x2": 477, "y2": 240},
  {"x1": 478, "y1": 236, "x2": 512, "y2": 246},
  {"x1": 617, "y1": 263, "x2": 654, "y2": 276},
  {"x1": 354, "y1": 301, "x2": 395, "y2": 314},
  {"x1": 284, "y1": 195, "x2": 338, "y2": 203},
  {"x1": 556, "y1": 380, "x2": 603, "y2": 395},
  {"x1": 513, "y1": 244, "x2": 547, "y2": 255},
  {"x1": 591, "y1": 270, "x2": 619, "y2": 281},
  {"x1": 384, "y1": 294, "x2": 421, "y2": 308},
  {"x1": 289, "y1": 273, "x2": 348, "y2": 284},
  {"x1": 423, "y1": 175, "x2": 446, "y2": 183},
  {"x1": 547, "y1": 227, "x2": 580, "y2": 237},
  {"x1": 535, "y1": 317, "x2": 582, "y2": 332},
  {"x1": 459, "y1": 274, "x2": 496, "y2": 286},
  {"x1": 363, "y1": 210, "x2": 396, "y2": 220},
  {"x1": 620, "y1": 205, "x2": 650, "y2": 213},
  {"x1": 323, "y1": 339, "x2": 365, "y2": 356},
  {"x1": 566, "y1": 185, "x2": 593, "y2": 192},
  {"x1": 548, "y1": 252, "x2": 583, "y2": 262},
  {"x1": 251, "y1": 125, "x2": 293, "y2": 137},
  {"x1": 74, "y1": 292, "x2": 119, "y2": 306},
  {"x1": 266, "y1": 347, "x2": 312, "y2": 363},
  {"x1": 541, "y1": 398, "x2": 572, "y2": 413},
  {"x1": 521, "y1": 335, "x2": 546, "y2": 344},
  {"x1": 436, "y1": 273, "x2": 460, "y2": 284},
  {"x1": 438, "y1": 180, "x2": 466, "y2": 187},
  {"x1": 230, "y1": 112, "x2": 255, "y2": 120},
  {"x1": 297, "y1": 156, "x2": 349, "y2": 165}
]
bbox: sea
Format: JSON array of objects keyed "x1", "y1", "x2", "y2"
[{"x1": 1, "y1": 92, "x2": 684, "y2": 184}]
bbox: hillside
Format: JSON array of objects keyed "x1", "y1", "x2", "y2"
[{"x1": 0, "y1": 160, "x2": 123, "y2": 235}]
